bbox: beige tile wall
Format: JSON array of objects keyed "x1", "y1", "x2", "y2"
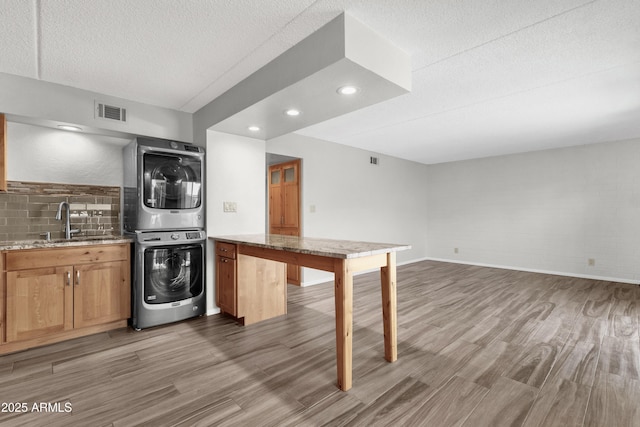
[{"x1": 0, "y1": 181, "x2": 120, "y2": 241}]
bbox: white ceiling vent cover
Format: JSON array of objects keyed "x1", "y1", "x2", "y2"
[{"x1": 95, "y1": 101, "x2": 127, "y2": 123}]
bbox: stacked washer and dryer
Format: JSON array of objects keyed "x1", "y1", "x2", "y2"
[{"x1": 123, "y1": 137, "x2": 206, "y2": 330}]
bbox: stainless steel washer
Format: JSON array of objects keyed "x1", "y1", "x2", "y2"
[{"x1": 131, "y1": 230, "x2": 205, "y2": 329}]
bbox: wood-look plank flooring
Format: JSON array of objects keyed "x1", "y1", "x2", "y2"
[{"x1": 1, "y1": 260, "x2": 639, "y2": 426}]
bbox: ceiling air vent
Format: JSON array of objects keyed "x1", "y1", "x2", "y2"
[{"x1": 95, "y1": 101, "x2": 127, "y2": 123}]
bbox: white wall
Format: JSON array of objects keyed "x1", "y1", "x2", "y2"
[
  {"x1": 426, "y1": 138, "x2": 640, "y2": 283},
  {"x1": 7, "y1": 122, "x2": 129, "y2": 186},
  {"x1": 1, "y1": 73, "x2": 192, "y2": 142},
  {"x1": 267, "y1": 133, "x2": 429, "y2": 285},
  {"x1": 205, "y1": 130, "x2": 266, "y2": 313}
]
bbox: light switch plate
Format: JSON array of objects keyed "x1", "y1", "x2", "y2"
[{"x1": 223, "y1": 201, "x2": 237, "y2": 212}]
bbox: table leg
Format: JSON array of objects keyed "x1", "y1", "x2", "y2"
[
  {"x1": 334, "y1": 259, "x2": 353, "y2": 391},
  {"x1": 381, "y1": 252, "x2": 397, "y2": 362}
]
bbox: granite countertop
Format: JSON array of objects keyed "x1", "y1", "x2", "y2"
[
  {"x1": 0, "y1": 235, "x2": 134, "y2": 251},
  {"x1": 211, "y1": 234, "x2": 411, "y2": 259}
]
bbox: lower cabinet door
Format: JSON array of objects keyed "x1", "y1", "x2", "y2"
[
  {"x1": 6, "y1": 266, "x2": 74, "y2": 342},
  {"x1": 216, "y1": 256, "x2": 237, "y2": 316},
  {"x1": 73, "y1": 261, "x2": 130, "y2": 329}
]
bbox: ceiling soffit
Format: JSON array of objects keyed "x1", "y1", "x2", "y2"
[{"x1": 199, "y1": 13, "x2": 411, "y2": 140}]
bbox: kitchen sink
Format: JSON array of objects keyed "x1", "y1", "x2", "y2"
[{"x1": 0, "y1": 235, "x2": 133, "y2": 250}]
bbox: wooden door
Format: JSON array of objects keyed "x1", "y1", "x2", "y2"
[
  {"x1": 268, "y1": 159, "x2": 301, "y2": 285},
  {"x1": 281, "y1": 161, "x2": 299, "y2": 228},
  {"x1": 5, "y1": 266, "x2": 73, "y2": 342},
  {"x1": 269, "y1": 167, "x2": 284, "y2": 231},
  {"x1": 73, "y1": 261, "x2": 129, "y2": 329}
]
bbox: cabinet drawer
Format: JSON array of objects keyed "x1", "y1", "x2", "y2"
[
  {"x1": 216, "y1": 242, "x2": 237, "y2": 259},
  {"x1": 5, "y1": 244, "x2": 129, "y2": 271}
]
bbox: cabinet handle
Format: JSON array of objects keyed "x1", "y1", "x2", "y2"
[
  {"x1": 75, "y1": 270, "x2": 80, "y2": 286},
  {"x1": 221, "y1": 258, "x2": 228, "y2": 263},
  {"x1": 66, "y1": 271, "x2": 71, "y2": 286}
]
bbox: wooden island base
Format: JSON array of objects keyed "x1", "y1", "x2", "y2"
[
  {"x1": 213, "y1": 234, "x2": 410, "y2": 391},
  {"x1": 216, "y1": 240, "x2": 287, "y2": 326}
]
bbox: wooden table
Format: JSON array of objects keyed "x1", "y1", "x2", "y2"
[{"x1": 212, "y1": 234, "x2": 410, "y2": 391}]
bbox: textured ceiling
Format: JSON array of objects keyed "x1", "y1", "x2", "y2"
[{"x1": 1, "y1": 0, "x2": 639, "y2": 164}]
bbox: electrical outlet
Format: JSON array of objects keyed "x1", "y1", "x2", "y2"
[
  {"x1": 588, "y1": 258, "x2": 595, "y2": 266},
  {"x1": 309, "y1": 204, "x2": 316, "y2": 213},
  {"x1": 454, "y1": 248, "x2": 459, "y2": 254}
]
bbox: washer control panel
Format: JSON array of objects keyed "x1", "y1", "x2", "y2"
[{"x1": 138, "y1": 230, "x2": 203, "y2": 243}]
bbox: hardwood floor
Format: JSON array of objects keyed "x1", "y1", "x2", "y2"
[{"x1": 1, "y1": 260, "x2": 639, "y2": 426}]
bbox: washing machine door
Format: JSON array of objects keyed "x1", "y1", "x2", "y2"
[
  {"x1": 143, "y1": 153, "x2": 202, "y2": 210},
  {"x1": 143, "y1": 244, "x2": 203, "y2": 304}
]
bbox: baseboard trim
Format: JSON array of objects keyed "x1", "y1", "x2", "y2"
[
  {"x1": 425, "y1": 257, "x2": 640, "y2": 285},
  {"x1": 301, "y1": 277, "x2": 334, "y2": 287}
]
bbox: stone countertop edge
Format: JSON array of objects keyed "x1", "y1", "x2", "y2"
[
  {"x1": 0, "y1": 236, "x2": 134, "y2": 251},
  {"x1": 210, "y1": 235, "x2": 411, "y2": 259}
]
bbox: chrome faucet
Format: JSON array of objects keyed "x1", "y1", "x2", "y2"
[{"x1": 55, "y1": 201, "x2": 79, "y2": 239}]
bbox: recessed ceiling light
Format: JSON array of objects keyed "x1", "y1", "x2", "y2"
[
  {"x1": 57, "y1": 125, "x2": 82, "y2": 132},
  {"x1": 337, "y1": 85, "x2": 359, "y2": 95},
  {"x1": 284, "y1": 109, "x2": 301, "y2": 116},
  {"x1": 248, "y1": 125, "x2": 260, "y2": 132}
]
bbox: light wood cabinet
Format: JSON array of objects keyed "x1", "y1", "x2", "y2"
[
  {"x1": 0, "y1": 243, "x2": 130, "y2": 354},
  {"x1": 73, "y1": 261, "x2": 130, "y2": 329},
  {"x1": 215, "y1": 242, "x2": 237, "y2": 316},
  {"x1": 6, "y1": 266, "x2": 73, "y2": 342},
  {"x1": 215, "y1": 241, "x2": 287, "y2": 325},
  {"x1": 0, "y1": 251, "x2": 4, "y2": 344}
]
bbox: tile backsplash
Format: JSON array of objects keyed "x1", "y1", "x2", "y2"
[{"x1": 0, "y1": 181, "x2": 120, "y2": 241}]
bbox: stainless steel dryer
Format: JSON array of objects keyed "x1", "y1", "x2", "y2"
[
  {"x1": 131, "y1": 230, "x2": 205, "y2": 330},
  {"x1": 123, "y1": 137, "x2": 205, "y2": 232}
]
